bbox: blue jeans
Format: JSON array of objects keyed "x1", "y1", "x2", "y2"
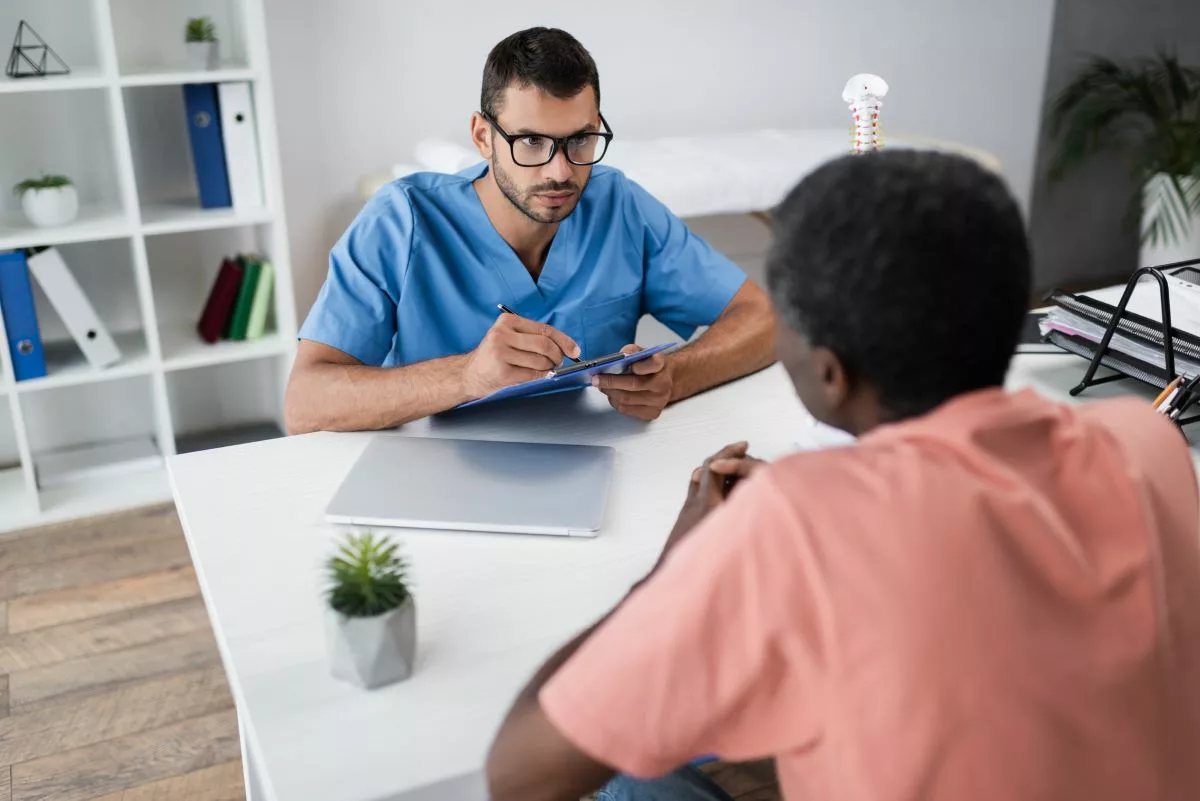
[{"x1": 596, "y1": 765, "x2": 735, "y2": 801}]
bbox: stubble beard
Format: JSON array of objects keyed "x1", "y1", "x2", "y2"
[{"x1": 491, "y1": 153, "x2": 582, "y2": 224}]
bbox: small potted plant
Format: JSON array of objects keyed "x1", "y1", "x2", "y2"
[
  {"x1": 1045, "y1": 51, "x2": 1200, "y2": 268},
  {"x1": 324, "y1": 530, "x2": 417, "y2": 689},
  {"x1": 14, "y1": 174, "x2": 78, "y2": 228},
  {"x1": 185, "y1": 16, "x2": 218, "y2": 71}
]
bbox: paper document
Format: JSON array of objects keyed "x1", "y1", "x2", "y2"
[
  {"x1": 1083, "y1": 272, "x2": 1200, "y2": 336},
  {"x1": 1041, "y1": 309, "x2": 1200, "y2": 378}
]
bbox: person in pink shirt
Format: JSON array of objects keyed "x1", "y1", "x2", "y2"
[{"x1": 484, "y1": 149, "x2": 1200, "y2": 801}]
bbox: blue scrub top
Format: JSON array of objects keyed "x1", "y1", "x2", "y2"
[{"x1": 298, "y1": 162, "x2": 747, "y2": 367}]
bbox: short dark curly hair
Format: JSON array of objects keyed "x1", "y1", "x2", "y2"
[
  {"x1": 767, "y1": 150, "x2": 1031, "y2": 418},
  {"x1": 481, "y1": 28, "x2": 600, "y2": 119}
]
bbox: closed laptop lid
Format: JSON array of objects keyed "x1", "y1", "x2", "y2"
[{"x1": 325, "y1": 435, "x2": 615, "y2": 536}]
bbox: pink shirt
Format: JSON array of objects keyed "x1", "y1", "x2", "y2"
[{"x1": 541, "y1": 389, "x2": 1200, "y2": 801}]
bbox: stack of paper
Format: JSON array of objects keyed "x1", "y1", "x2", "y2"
[{"x1": 1040, "y1": 268, "x2": 1200, "y2": 382}]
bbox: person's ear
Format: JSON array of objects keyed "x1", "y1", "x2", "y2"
[
  {"x1": 470, "y1": 113, "x2": 493, "y2": 160},
  {"x1": 812, "y1": 346, "x2": 851, "y2": 410}
]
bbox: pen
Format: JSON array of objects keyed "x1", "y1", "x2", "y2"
[
  {"x1": 1168, "y1": 374, "x2": 1200, "y2": 418},
  {"x1": 1154, "y1": 376, "x2": 1182, "y2": 410},
  {"x1": 496, "y1": 304, "x2": 580, "y2": 363},
  {"x1": 1159, "y1": 388, "x2": 1181, "y2": 415}
]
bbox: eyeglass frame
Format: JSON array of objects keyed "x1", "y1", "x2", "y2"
[{"x1": 479, "y1": 110, "x2": 615, "y2": 167}]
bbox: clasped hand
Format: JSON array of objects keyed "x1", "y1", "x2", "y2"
[{"x1": 663, "y1": 441, "x2": 767, "y2": 555}]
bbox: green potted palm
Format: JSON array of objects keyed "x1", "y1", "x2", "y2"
[
  {"x1": 324, "y1": 531, "x2": 417, "y2": 689},
  {"x1": 185, "y1": 16, "x2": 218, "y2": 71},
  {"x1": 1045, "y1": 51, "x2": 1200, "y2": 269}
]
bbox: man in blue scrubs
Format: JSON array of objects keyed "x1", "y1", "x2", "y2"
[{"x1": 284, "y1": 27, "x2": 775, "y2": 433}]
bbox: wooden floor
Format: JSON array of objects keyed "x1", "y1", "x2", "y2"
[{"x1": 0, "y1": 503, "x2": 780, "y2": 801}]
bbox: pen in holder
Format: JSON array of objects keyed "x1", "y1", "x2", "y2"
[{"x1": 1154, "y1": 374, "x2": 1200, "y2": 423}]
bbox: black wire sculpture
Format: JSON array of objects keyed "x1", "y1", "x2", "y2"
[{"x1": 7, "y1": 20, "x2": 71, "y2": 79}]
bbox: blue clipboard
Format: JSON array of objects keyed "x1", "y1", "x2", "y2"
[{"x1": 453, "y1": 342, "x2": 679, "y2": 410}]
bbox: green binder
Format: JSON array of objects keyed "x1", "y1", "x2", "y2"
[
  {"x1": 245, "y1": 260, "x2": 274, "y2": 339},
  {"x1": 226, "y1": 256, "x2": 261, "y2": 341}
]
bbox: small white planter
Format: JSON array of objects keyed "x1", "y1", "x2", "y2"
[
  {"x1": 20, "y1": 185, "x2": 79, "y2": 228},
  {"x1": 326, "y1": 597, "x2": 417, "y2": 689},
  {"x1": 187, "y1": 41, "x2": 218, "y2": 71},
  {"x1": 1140, "y1": 172, "x2": 1200, "y2": 269}
]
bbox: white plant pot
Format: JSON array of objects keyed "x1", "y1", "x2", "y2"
[
  {"x1": 20, "y1": 185, "x2": 79, "y2": 228},
  {"x1": 1139, "y1": 172, "x2": 1200, "y2": 269},
  {"x1": 326, "y1": 597, "x2": 417, "y2": 689},
  {"x1": 187, "y1": 41, "x2": 218, "y2": 71}
]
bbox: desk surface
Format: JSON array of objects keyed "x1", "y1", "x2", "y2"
[
  {"x1": 169, "y1": 363, "x2": 817, "y2": 801},
  {"x1": 166, "y1": 355, "x2": 1195, "y2": 801}
]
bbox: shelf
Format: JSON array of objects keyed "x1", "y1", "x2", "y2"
[
  {"x1": 0, "y1": 0, "x2": 294, "y2": 534},
  {"x1": 0, "y1": 466, "x2": 37, "y2": 532},
  {"x1": 160, "y1": 324, "x2": 288, "y2": 372},
  {"x1": 175, "y1": 421, "x2": 283, "y2": 454},
  {"x1": 120, "y1": 66, "x2": 256, "y2": 87},
  {"x1": 0, "y1": 206, "x2": 132, "y2": 251},
  {"x1": 0, "y1": 68, "x2": 112, "y2": 95},
  {"x1": 34, "y1": 434, "x2": 162, "y2": 489},
  {"x1": 0, "y1": 0, "x2": 105, "y2": 102},
  {"x1": 29, "y1": 461, "x2": 172, "y2": 533},
  {"x1": 14, "y1": 331, "x2": 153, "y2": 394},
  {"x1": 140, "y1": 202, "x2": 273, "y2": 236},
  {"x1": 110, "y1": 0, "x2": 252, "y2": 82},
  {"x1": 0, "y1": 394, "x2": 22, "y2": 509}
]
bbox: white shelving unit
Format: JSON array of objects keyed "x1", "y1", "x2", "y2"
[{"x1": 0, "y1": 0, "x2": 296, "y2": 533}]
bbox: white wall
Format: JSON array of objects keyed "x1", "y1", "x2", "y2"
[{"x1": 263, "y1": 0, "x2": 1057, "y2": 321}]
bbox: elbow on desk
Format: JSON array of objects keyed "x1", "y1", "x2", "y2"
[
  {"x1": 282, "y1": 375, "x2": 324, "y2": 436},
  {"x1": 282, "y1": 398, "x2": 316, "y2": 436},
  {"x1": 282, "y1": 406, "x2": 310, "y2": 436}
]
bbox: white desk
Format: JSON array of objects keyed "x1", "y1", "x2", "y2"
[{"x1": 166, "y1": 355, "x2": 1192, "y2": 801}]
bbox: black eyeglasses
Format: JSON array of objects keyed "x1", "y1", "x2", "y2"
[{"x1": 481, "y1": 111, "x2": 614, "y2": 167}]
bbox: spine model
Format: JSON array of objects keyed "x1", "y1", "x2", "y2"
[{"x1": 842, "y1": 74, "x2": 889, "y2": 154}]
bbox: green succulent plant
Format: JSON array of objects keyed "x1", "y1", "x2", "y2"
[
  {"x1": 1045, "y1": 51, "x2": 1200, "y2": 248},
  {"x1": 13, "y1": 174, "x2": 72, "y2": 196},
  {"x1": 185, "y1": 17, "x2": 217, "y2": 43},
  {"x1": 325, "y1": 531, "x2": 411, "y2": 618}
]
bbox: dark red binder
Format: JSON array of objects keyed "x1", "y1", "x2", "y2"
[{"x1": 197, "y1": 257, "x2": 245, "y2": 343}]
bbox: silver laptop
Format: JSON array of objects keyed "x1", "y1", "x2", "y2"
[{"x1": 325, "y1": 435, "x2": 615, "y2": 537}]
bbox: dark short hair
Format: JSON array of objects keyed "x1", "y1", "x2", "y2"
[
  {"x1": 767, "y1": 150, "x2": 1031, "y2": 417},
  {"x1": 480, "y1": 28, "x2": 600, "y2": 119}
]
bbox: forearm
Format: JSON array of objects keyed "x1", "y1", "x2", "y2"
[
  {"x1": 284, "y1": 354, "x2": 472, "y2": 433},
  {"x1": 668, "y1": 289, "x2": 776, "y2": 402},
  {"x1": 487, "y1": 595, "x2": 639, "y2": 800}
]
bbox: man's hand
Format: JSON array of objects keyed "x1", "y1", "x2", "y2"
[
  {"x1": 660, "y1": 441, "x2": 767, "y2": 561},
  {"x1": 462, "y1": 314, "x2": 580, "y2": 399},
  {"x1": 593, "y1": 344, "x2": 674, "y2": 420}
]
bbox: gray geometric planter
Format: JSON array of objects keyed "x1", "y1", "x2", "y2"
[
  {"x1": 325, "y1": 597, "x2": 417, "y2": 689},
  {"x1": 186, "y1": 41, "x2": 218, "y2": 71}
]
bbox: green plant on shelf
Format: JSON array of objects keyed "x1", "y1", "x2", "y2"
[
  {"x1": 185, "y1": 16, "x2": 217, "y2": 43},
  {"x1": 13, "y1": 174, "x2": 73, "y2": 197},
  {"x1": 325, "y1": 531, "x2": 411, "y2": 618},
  {"x1": 1044, "y1": 50, "x2": 1200, "y2": 247}
]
